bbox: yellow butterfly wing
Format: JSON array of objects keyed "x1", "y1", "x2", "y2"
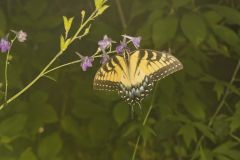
[
  {"x1": 93, "y1": 49, "x2": 183, "y2": 105},
  {"x1": 93, "y1": 55, "x2": 129, "y2": 91},
  {"x1": 129, "y1": 49, "x2": 183, "y2": 86}
]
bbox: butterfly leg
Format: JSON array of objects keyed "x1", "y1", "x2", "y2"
[
  {"x1": 137, "y1": 102, "x2": 142, "y2": 112},
  {"x1": 131, "y1": 105, "x2": 134, "y2": 119}
]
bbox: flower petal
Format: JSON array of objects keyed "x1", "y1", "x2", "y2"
[{"x1": 0, "y1": 38, "x2": 11, "y2": 53}]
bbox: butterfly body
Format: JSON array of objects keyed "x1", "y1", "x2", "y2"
[{"x1": 94, "y1": 49, "x2": 183, "y2": 105}]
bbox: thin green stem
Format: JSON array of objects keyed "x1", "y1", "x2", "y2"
[
  {"x1": 230, "y1": 133, "x2": 240, "y2": 143},
  {"x1": 4, "y1": 37, "x2": 16, "y2": 104},
  {"x1": 0, "y1": 51, "x2": 63, "y2": 110},
  {"x1": 131, "y1": 136, "x2": 140, "y2": 160},
  {"x1": 70, "y1": 10, "x2": 97, "y2": 44},
  {"x1": 131, "y1": 82, "x2": 159, "y2": 160},
  {"x1": 191, "y1": 59, "x2": 240, "y2": 160},
  {"x1": 44, "y1": 60, "x2": 81, "y2": 75},
  {"x1": 44, "y1": 48, "x2": 103, "y2": 75},
  {"x1": 143, "y1": 105, "x2": 153, "y2": 126},
  {"x1": 4, "y1": 47, "x2": 11, "y2": 102},
  {"x1": 0, "y1": 9, "x2": 99, "y2": 110}
]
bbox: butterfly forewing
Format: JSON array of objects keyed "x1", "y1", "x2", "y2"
[
  {"x1": 130, "y1": 49, "x2": 183, "y2": 83},
  {"x1": 93, "y1": 55, "x2": 128, "y2": 91}
]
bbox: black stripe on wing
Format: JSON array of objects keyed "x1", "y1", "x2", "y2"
[{"x1": 93, "y1": 56, "x2": 124, "y2": 91}]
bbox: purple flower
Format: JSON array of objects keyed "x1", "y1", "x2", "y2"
[
  {"x1": 116, "y1": 42, "x2": 127, "y2": 54},
  {"x1": 76, "y1": 52, "x2": 94, "y2": 71},
  {"x1": 0, "y1": 38, "x2": 11, "y2": 53},
  {"x1": 98, "y1": 35, "x2": 113, "y2": 50},
  {"x1": 81, "y1": 56, "x2": 94, "y2": 71},
  {"x1": 16, "y1": 30, "x2": 27, "y2": 42},
  {"x1": 100, "y1": 51, "x2": 110, "y2": 64},
  {"x1": 122, "y1": 35, "x2": 141, "y2": 48},
  {"x1": 116, "y1": 36, "x2": 128, "y2": 54}
]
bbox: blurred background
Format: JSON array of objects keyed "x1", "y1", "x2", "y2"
[{"x1": 0, "y1": 0, "x2": 240, "y2": 159}]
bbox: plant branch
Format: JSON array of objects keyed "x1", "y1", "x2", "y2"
[
  {"x1": 0, "y1": 51, "x2": 63, "y2": 110},
  {"x1": 3, "y1": 36, "x2": 16, "y2": 104},
  {"x1": 0, "y1": 9, "x2": 100, "y2": 110},
  {"x1": 131, "y1": 82, "x2": 159, "y2": 160},
  {"x1": 44, "y1": 60, "x2": 81, "y2": 75},
  {"x1": 191, "y1": 59, "x2": 240, "y2": 160}
]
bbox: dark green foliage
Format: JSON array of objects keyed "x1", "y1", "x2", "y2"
[{"x1": 0, "y1": 0, "x2": 240, "y2": 159}]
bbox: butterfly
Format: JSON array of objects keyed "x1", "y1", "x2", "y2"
[{"x1": 93, "y1": 49, "x2": 183, "y2": 105}]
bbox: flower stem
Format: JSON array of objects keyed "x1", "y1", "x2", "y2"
[
  {"x1": 0, "y1": 9, "x2": 99, "y2": 110},
  {"x1": 4, "y1": 37, "x2": 16, "y2": 104},
  {"x1": 44, "y1": 59, "x2": 81, "y2": 75},
  {"x1": 190, "y1": 59, "x2": 240, "y2": 160},
  {"x1": 131, "y1": 136, "x2": 140, "y2": 160},
  {"x1": 4, "y1": 47, "x2": 10, "y2": 102},
  {"x1": 230, "y1": 133, "x2": 240, "y2": 143},
  {"x1": 131, "y1": 82, "x2": 159, "y2": 160},
  {"x1": 70, "y1": 10, "x2": 97, "y2": 44},
  {"x1": 0, "y1": 51, "x2": 63, "y2": 110}
]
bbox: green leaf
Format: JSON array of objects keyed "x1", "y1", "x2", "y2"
[
  {"x1": 72, "y1": 99, "x2": 105, "y2": 119},
  {"x1": 181, "y1": 13, "x2": 207, "y2": 46},
  {"x1": 0, "y1": 157, "x2": 16, "y2": 160},
  {"x1": 204, "y1": 11, "x2": 222, "y2": 25},
  {"x1": 194, "y1": 122, "x2": 215, "y2": 142},
  {"x1": 0, "y1": 114, "x2": 27, "y2": 137},
  {"x1": 230, "y1": 101, "x2": 240, "y2": 132},
  {"x1": 141, "y1": 126, "x2": 156, "y2": 146},
  {"x1": 113, "y1": 147, "x2": 131, "y2": 160},
  {"x1": 30, "y1": 91, "x2": 48, "y2": 103},
  {"x1": 172, "y1": 0, "x2": 191, "y2": 8},
  {"x1": 96, "y1": 5, "x2": 109, "y2": 16},
  {"x1": 213, "y1": 141, "x2": 240, "y2": 159},
  {"x1": 178, "y1": 124, "x2": 197, "y2": 147},
  {"x1": 38, "y1": 132, "x2": 62, "y2": 159},
  {"x1": 212, "y1": 25, "x2": 240, "y2": 53},
  {"x1": 213, "y1": 83, "x2": 224, "y2": 100},
  {"x1": 215, "y1": 155, "x2": 232, "y2": 160},
  {"x1": 174, "y1": 146, "x2": 187, "y2": 157},
  {"x1": 27, "y1": 102, "x2": 58, "y2": 133},
  {"x1": 60, "y1": 116, "x2": 81, "y2": 137},
  {"x1": 19, "y1": 148, "x2": 37, "y2": 160},
  {"x1": 206, "y1": 34, "x2": 219, "y2": 51},
  {"x1": 200, "y1": 146, "x2": 207, "y2": 160},
  {"x1": 63, "y1": 16, "x2": 74, "y2": 35},
  {"x1": 212, "y1": 115, "x2": 230, "y2": 138},
  {"x1": 94, "y1": 0, "x2": 106, "y2": 10},
  {"x1": 88, "y1": 115, "x2": 111, "y2": 145},
  {"x1": 60, "y1": 35, "x2": 65, "y2": 51},
  {"x1": 123, "y1": 123, "x2": 139, "y2": 137},
  {"x1": 182, "y1": 91, "x2": 206, "y2": 120},
  {"x1": 212, "y1": 5, "x2": 240, "y2": 25},
  {"x1": 113, "y1": 103, "x2": 129, "y2": 125},
  {"x1": 152, "y1": 16, "x2": 178, "y2": 47},
  {"x1": 60, "y1": 36, "x2": 70, "y2": 51},
  {"x1": 0, "y1": 9, "x2": 7, "y2": 36}
]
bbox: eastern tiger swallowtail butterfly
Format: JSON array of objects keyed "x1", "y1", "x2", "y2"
[{"x1": 93, "y1": 49, "x2": 183, "y2": 105}]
